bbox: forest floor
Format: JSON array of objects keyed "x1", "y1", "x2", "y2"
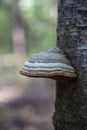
[{"x1": 0, "y1": 54, "x2": 55, "y2": 130}]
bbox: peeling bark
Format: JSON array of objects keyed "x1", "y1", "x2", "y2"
[{"x1": 53, "y1": 0, "x2": 87, "y2": 129}]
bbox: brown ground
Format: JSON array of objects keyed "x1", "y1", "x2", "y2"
[{"x1": 0, "y1": 78, "x2": 55, "y2": 130}]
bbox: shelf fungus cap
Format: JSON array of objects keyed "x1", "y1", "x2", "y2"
[{"x1": 20, "y1": 47, "x2": 76, "y2": 78}]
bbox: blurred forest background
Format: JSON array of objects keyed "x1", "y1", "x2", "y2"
[{"x1": 0, "y1": 0, "x2": 57, "y2": 130}]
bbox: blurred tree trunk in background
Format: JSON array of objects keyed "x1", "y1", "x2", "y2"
[
  {"x1": 12, "y1": 0, "x2": 26, "y2": 56},
  {"x1": 53, "y1": 0, "x2": 87, "y2": 129}
]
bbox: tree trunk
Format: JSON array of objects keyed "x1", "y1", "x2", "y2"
[
  {"x1": 12, "y1": 0, "x2": 26, "y2": 56},
  {"x1": 53, "y1": 0, "x2": 87, "y2": 129}
]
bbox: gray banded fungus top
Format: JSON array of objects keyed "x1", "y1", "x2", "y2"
[{"x1": 20, "y1": 47, "x2": 76, "y2": 78}]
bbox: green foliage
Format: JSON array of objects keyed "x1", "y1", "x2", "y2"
[
  {"x1": 0, "y1": 6, "x2": 12, "y2": 53},
  {"x1": 22, "y1": 0, "x2": 56, "y2": 55},
  {"x1": 0, "y1": 0, "x2": 56, "y2": 54}
]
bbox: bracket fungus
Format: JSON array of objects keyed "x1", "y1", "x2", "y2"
[{"x1": 20, "y1": 47, "x2": 76, "y2": 79}]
